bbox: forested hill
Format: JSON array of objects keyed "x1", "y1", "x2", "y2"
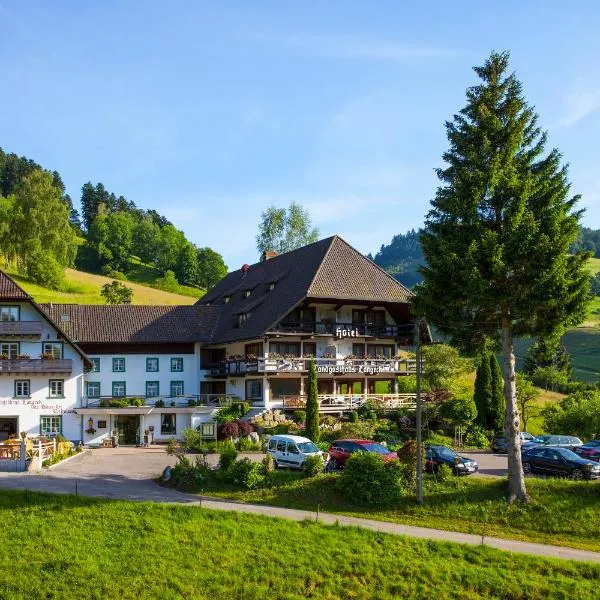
[
  {"x1": 0, "y1": 146, "x2": 227, "y2": 296},
  {"x1": 371, "y1": 227, "x2": 600, "y2": 289},
  {"x1": 369, "y1": 229, "x2": 424, "y2": 288}
]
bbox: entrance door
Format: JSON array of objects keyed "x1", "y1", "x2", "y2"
[{"x1": 114, "y1": 415, "x2": 140, "y2": 445}]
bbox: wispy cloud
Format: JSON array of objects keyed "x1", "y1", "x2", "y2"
[
  {"x1": 560, "y1": 87, "x2": 600, "y2": 127},
  {"x1": 250, "y1": 33, "x2": 459, "y2": 62}
]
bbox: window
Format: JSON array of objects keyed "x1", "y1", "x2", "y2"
[
  {"x1": 0, "y1": 306, "x2": 19, "y2": 321},
  {"x1": 352, "y1": 344, "x2": 365, "y2": 358},
  {"x1": 170, "y1": 357, "x2": 183, "y2": 372},
  {"x1": 367, "y1": 344, "x2": 393, "y2": 358},
  {"x1": 97, "y1": 420, "x2": 107, "y2": 429},
  {"x1": 113, "y1": 357, "x2": 126, "y2": 372},
  {"x1": 86, "y1": 382, "x2": 101, "y2": 398},
  {"x1": 146, "y1": 381, "x2": 160, "y2": 397},
  {"x1": 243, "y1": 289, "x2": 252, "y2": 298},
  {"x1": 352, "y1": 309, "x2": 366, "y2": 324},
  {"x1": 244, "y1": 342, "x2": 263, "y2": 358},
  {"x1": 0, "y1": 342, "x2": 19, "y2": 359},
  {"x1": 269, "y1": 342, "x2": 300, "y2": 357},
  {"x1": 366, "y1": 310, "x2": 386, "y2": 325},
  {"x1": 48, "y1": 379, "x2": 64, "y2": 398},
  {"x1": 302, "y1": 342, "x2": 316, "y2": 357},
  {"x1": 90, "y1": 358, "x2": 100, "y2": 372},
  {"x1": 170, "y1": 381, "x2": 184, "y2": 396},
  {"x1": 161, "y1": 414, "x2": 176, "y2": 435},
  {"x1": 41, "y1": 416, "x2": 62, "y2": 436},
  {"x1": 238, "y1": 313, "x2": 248, "y2": 326},
  {"x1": 287, "y1": 441, "x2": 299, "y2": 454},
  {"x1": 246, "y1": 379, "x2": 262, "y2": 401},
  {"x1": 42, "y1": 342, "x2": 63, "y2": 359},
  {"x1": 268, "y1": 439, "x2": 277, "y2": 451},
  {"x1": 14, "y1": 379, "x2": 30, "y2": 398},
  {"x1": 276, "y1": 440, "x2": 286, "y2": 452},
  {"x1": 224, "y1": 296, "x2": 231, "y2": 304},
  {"x1": 112, "y1": 381, "x2": 126, "y2": 397},
  {"x1": 146, "y1": 357, "x2": 159, "y2": 372}
]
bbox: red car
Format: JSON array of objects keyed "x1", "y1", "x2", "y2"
[
  {"x1": 327, "y1": 439, "x2": 397, "y2": 470},
  {"x1": 574, "y1": 440, "x2": 600, "y2": 461}
]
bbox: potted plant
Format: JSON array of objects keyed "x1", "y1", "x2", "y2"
[
  {"x1": 20, "y1": 431, "x2": 27, "y2": 440},
  {"x1": 40, "y1": 352, "x2": 56, "y2": 360}
]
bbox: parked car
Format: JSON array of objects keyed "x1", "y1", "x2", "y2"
[
  {"x1": 267, "y1": 435, "x2": 325, "y2": 470},
  {"x1": 425, "y1": 445, "x2": 479, "y2": 475},
  {"x1": 522, "y1": 446, "x2": 600, "y2": 479},
  {"x1": 491, "y1": 433, "x2": 539, "y2": 453},
  {"x1": 573, "y1": 440, "x2": 600, "y2": 462},
  {"x1": 326, "y1": 439, "x2": 397, "y2": 470},
  {"x1": 527, "y1": 435, "x2": 583, "y2": 450}
]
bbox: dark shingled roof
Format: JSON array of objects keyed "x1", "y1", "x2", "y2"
[
  {"x1": 199, "y1": 235, "x2": 412, "y2": 344},
  {"x1": 39, "y1": 304, "x2": 220, "y2": 344},
  {"x1": 0, "y1": 271, "x2": 31, "y2": 300}
]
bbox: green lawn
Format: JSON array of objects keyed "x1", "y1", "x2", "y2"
[
  {"x1": 199, "y1": 472, "x2": 600, "y2": 552},
  {"x1": 0, "y1": 490, "x2": 597, "y2": 600}
]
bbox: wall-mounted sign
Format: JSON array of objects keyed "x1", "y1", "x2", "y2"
[
  {"x1": 316, "y1": 364, "x2": 387, "y2": 375},
  {"x1": 335, "y1": 327, "x2": 360, "y2": 339}
]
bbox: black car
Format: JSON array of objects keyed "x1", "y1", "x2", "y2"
[
  {"x1": 521, "y1": 446, "x2": 600, "y2": 480},
  {"x1": 425, "y1": 445, "x2": 478, "y2": 475},
  {"x1": 491, "y1": 437, "x2": 508, "y2": 453}
]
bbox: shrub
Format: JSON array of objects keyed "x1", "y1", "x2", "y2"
[
  {"x1": 238, "y1": 437, "x2": 261, "y2": 452},
  {"x1": 262, "y1": 452, "x2": 275, "y2": 474},
  {"x1": 180, "y1": 427, "x2": 204, "y2": 453},
  {"x1": 130, "y1": 397, "x2": 144, "y2": 407},
  {"x1": 303, "y1": 454, "x2": 324, "y2": 477},
  {"x1": 218, "y1": 443, "x2": 238, "y2": 471},
  {"x1": 25, "y1": 250, "x2": 65, "y2": 290},
  {"x1": 154, "y1": 399, "x2": 165, "y2": 408},
  {"x1": 108, "y1": 398, "x2": 129, "y2": 408},
  {"x1": 337, "y1": 453, "x2": 405, "y2": 506},
  {"x1": 357, "y1": 401, "x2": 378, "y2": 421},
  {"x1": 155, "y1": 270, "x2": 180, "y2": 292},
  {"x1": 188, "y1": 399, "x2": 197, "y2": 407},
  {"x1": 226, "y1": 458, "x2": 265, "y2": 489},
  {"x1": 292, "y1": 410, "x2": 306, "y2": 424},
  {"x1": 101, "y1": 268, "x2": 127, "y2": 281},
  {"x1": 465, "y1": 426, "x2": 490, "y2": 449},
  {"x1": 349, "y1": 410, "x2": 359, "y2": 423},
  {"x1": 424, "y1": 432, "x2": 454, "y2": 448},
  {"x1": 436, "y1": 463, "x2": 454, "y2": 482},
  {"x1": 236, "y1": 420, "x2": 254, "y2": 436},
  {"x1": 165, "y1": 438, "x2": 179, "y2": 456},
  {"x1": 171, "y1": 456, "x2": 208, "y2": 491},
  {"x1": 218, "y1": 421, "x2": 240, "y2": 440},
  {"x1": 215, "y1": 402, "x2": 250, "y2": 424}
]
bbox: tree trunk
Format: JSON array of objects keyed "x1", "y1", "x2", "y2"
[{"x1": 502, "y1": 314, "x2": 529, "y2": 503}]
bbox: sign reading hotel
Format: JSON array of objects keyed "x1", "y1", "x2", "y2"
[{"x1": 335, "y1": 327, "x2": 360, "y2": 339}]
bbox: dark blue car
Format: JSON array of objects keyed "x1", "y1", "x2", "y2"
[
  {"x1": 522, "y1": 446, "x2": 600, "y2": 480},
  {"x1": 425, "y1": 445, "x2": 478, "y2": 475}
]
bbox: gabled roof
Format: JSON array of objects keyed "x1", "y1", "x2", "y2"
[
  {"x1": 0, "y1": 271, "x2": 31, "y2": 300},
  {"x1": 39, "y1": 304, "x2": 220, "y2": 344},
  {"x1": 199, "y1": 235, "x2": 413, "y2": 344}
]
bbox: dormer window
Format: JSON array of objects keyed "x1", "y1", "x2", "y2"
[
  {"x1": 224, "y1": 296, "x2": 231, "y2": 304},
  {"x1": 243, "y1": 290, "x2": 252, "y2": 298},
  {"x1": 238, "y1": 313, "x2": 248, "y2": 327},
  {"x1": 268, "y1": 282, "x2": 275, "y2": 291}
]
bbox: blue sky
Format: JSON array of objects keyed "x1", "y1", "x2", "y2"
[{"x1": 1, "y1": 1, "x2": 600, "y2": 269}]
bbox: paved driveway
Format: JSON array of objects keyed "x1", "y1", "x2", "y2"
[{"x1": 461, "y1": 451, "x2": 508, "y2": 476}]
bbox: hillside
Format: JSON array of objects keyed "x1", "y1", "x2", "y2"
[{"x1": 6, "y1": 268, "x2": 199, "y2": 306}]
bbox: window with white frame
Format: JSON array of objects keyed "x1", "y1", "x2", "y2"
[
  {"x1": 48, "y1": 379, "x2": 64, "y2": 398},
  {"x1": 161, "y1": 414, "x2": 176, "y2": 435},
  {"x1": 42, "y1": 342, "x2": 63, "y2": 359},
  {"x1": 146, "y1": 381, "x2": 160, "y2": 397},
  {"x1": 113, "y1": 357, "x2": 126, "y2": 372},
  {"x1": 170, "y1": 381, "x2": 184, "y2": 396},
  {"x1": 14, "y1": 379, "x2": 30, "y2": 398},
  {"x1": 86, "y1": 381, "x2": 101, "y2": 398},
  {"x1": 0, "y1": 342, "x2": 19, "y2": 359},
  {"x1": 170, "y1": 357, "x2": 183, "y2": 372},
  {"x1": 90, "y1": 358, "x2": 100, "y2": 372},
  {"x1": 146, "y1": 357, "x2": 159, "y2": 372},
  {"x1": 112, "y1": 381, "x2": 126, "y2": 397},
  {"x1": 41, "y1": 416, "x2": 62, "y2": 436},
  {"x1": 0, "y1": 306, "x2": 19, "y2": 321}
]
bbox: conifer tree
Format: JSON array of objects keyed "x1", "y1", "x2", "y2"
[
  {"x1": 304, "y1": 359, "x2": 320, "y2": 442},
  {"x1": 473, "y1": 354, "x2": 492, "y2": 429},
  {"x1": 415, "y1": 52, "x2": 591, "y2": 502},
  {"x1": 489, "y1": 353, "x2": 506, "y2": 433}
]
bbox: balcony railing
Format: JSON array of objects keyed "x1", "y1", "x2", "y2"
[
  {"x1": 269, "y1": 321, "x2": 414, "y2": 339},
  {"x1": 0, "y1": 321, "x2": 43, "y2": 337},
  {"x1": 82, "y1": 394, "x2": 240, "y2": 409},
  {"x1": 279, "y1": 393, "x2": 417, "y2": 412},
  {"x1": 208, "y1": 357, "x2": 417, "y2": 377},
  {"x1": 0, "y1": 359, "x2": 72, "y2": 374}
]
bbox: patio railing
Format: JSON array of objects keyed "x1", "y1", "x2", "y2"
[
  {"x1": 279, "y1": 393, "x2": 417, "y2": 412},
  {"x1": 82, "y1": 394, "x2": 241, "y2": 408}
]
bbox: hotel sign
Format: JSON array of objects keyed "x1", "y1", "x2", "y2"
[
  {"x1": 316, "y1": 364, "x2": 387, "y2": 375},
  {"x1": 335, "y1": 327, "x2": 360, "y2": 339}
]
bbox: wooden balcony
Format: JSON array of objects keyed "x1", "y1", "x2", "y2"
[
  {"x1": 0, "y1": 359, "x2": 72, "y2": 374},
  {"x1": 0, "y1": 321, "x2": 43, "y2": 338},
  {"x1": 209, "y1": 357, "x2": 417, "y2": 377},
  {"x1": 82, "y1": 394, "x2": 240, "y2": 409},
  {"x1": 278, "y1": 393, "x2": 417, "y2": 412}
]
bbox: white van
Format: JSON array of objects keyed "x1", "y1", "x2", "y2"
[{"x1": 267, "y1": 434, "x2": 324, "y2": 470}]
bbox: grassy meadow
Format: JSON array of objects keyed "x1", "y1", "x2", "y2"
[
  {"x1": 0, "y1": 490, "x2": 598, "y2": 600},
  {"x1": 199, "y1": 472, "x2": 600, "y2": 552}
]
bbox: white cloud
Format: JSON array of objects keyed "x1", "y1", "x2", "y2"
[{"x1": 560, "y1": 87, "x2": 600, "y2": 127}]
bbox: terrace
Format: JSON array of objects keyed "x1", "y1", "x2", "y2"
[
  {"x1": 275, "y1": 393, "x2": 417, "y2": 413},
  {"x1": 0, "y1": 358, "x2": 72, "y2": 374},
  {"x1": 0, "y1": 321, "x2": 43, "y2": 338}
]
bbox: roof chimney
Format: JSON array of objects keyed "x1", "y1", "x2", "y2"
[
  {"x1": 261, "y1": 250, "x2": 278, "y2": 262},
  {"x1": 241, "y1": 264, "x2": 250, "y2": 278}
]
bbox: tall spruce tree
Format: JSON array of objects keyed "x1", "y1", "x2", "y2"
[
  {"x1": 415, "y1": 52, "x2": 591, "y2": 502},
  {"x1": 489, "y1": 353, "x2": 506, "y2": 433},
  {"x1": 473, "y1": 354, "x2": 492, "y2": 429},
  {"x1": 304, "y1": 359, "x2": 320, "y2": 442}
]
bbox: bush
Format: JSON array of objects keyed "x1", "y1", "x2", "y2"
[
  {"x1": 101, "y1": 267, "x2": 127, "y2": 281},
  {"x1": 108, "y1": 398, "x2": 129, "y2": 408},
  {"x1": 225, "y1": 458, "x2": 265, "y2": 489},
  {"x1": 154, "y1": 399, "x2": 165, "y2": 408},
  {"x1": 436, "y1": 463, "x2": 454, "y2": 482},
  {"x1": 262, "y1": 453, "x2": 275, "y2": 474},
  {"x1": 357, "y1": 401, "x2": 378, "y2": 421},
  {"x1": 238, "y1": 437, "x2": 261, "y2": 452},
  {"x1": 349, "y1": 410, "x2": 359, "y2": 422},
  {"x1": 303, "y1": 454, "x2": 324, "y2": 477},
  {"x1": 25, "y1": 250, "x2": 65, "y2": 290},
  {"x1": 424, "y1": 432, "x2": 454, "y2": 448},
  {"x1": 130, "y1": 397, "x2": 144, "y2": 407},
  {"x1": 180, "y1": 427, "x2": 205, "y2": 453},
  {"x1": 236, "y1": 420, "x2": 254, "y2": 436},
  {"x1": 465, "y1": 426, "x2": 490, "y2": 449},
  {"x1": 170, "y1": 456, "x2": 208, "y2": 491},
  {"x1": 218, "y1": 421, "x2": 240, "y2": 440},
  {"x1": 337, "y1": 453, "x2": 405, "y2": 505},
  {"x1": 214, "y1": 402, "x2": 250, "y2": 424},
  {"x1": 292, "y1": 410, "x2": 306, "y2": 424},
  {"x1": 155, "y1": 270, "x2": 180, "y2": 292},
  {"x1": 218, "y1": 443, "x2": 238, "y2": 471}
]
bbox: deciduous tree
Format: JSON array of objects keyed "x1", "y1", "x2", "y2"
[
  {"x1": 101, "y1": 280, "x2": 133, "y2": 305},
  {"x1": 415, "y1": 52, "x2": 591, "y2": 502}
]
